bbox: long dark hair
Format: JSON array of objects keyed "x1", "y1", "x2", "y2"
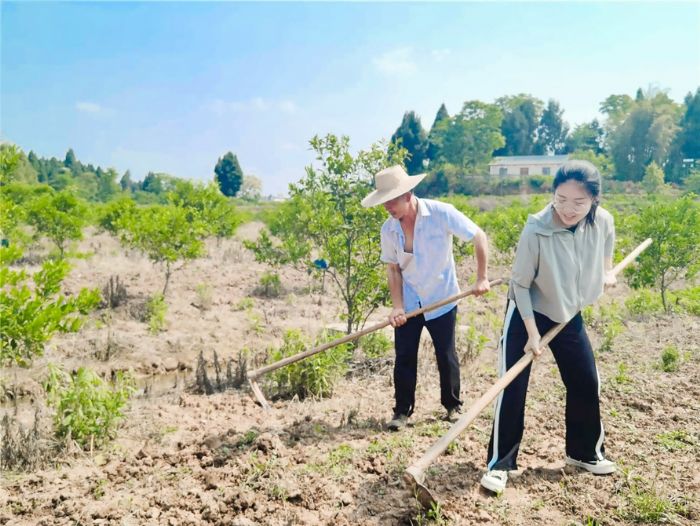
[{"x1": 553, "y1": 160, "x2": 601, "y2": 226}]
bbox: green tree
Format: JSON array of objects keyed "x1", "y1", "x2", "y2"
[
  {"x1": 608, "y1": 88, "x2": 682, "y2": 181},
  {"x1": 627, "y1": 196, "x2": 700, "y2": 312},
  {"x1": 214, "y1": 152, "x2": 243, "y2": 197},
  {"x1": 63, "y1": 148, "x2": 80, "y2": 175},
  {"x1": 26, "y1": 190, "x2": 88, "y2": 257},
  {"x1": 246, "y1": 134, "x2": 405, "y2": 333},
  {"x1": 0, "y1": 246, "x2": 100, "y2": 366},
  {"x1": 435, "y1": 101, "x2": 504, "y2": 171},
  {"x1": 391, "y1": 111, "x2": 428, "y2": 174},
  {"x1": 426, "y1": 103, "x2": 450, "y2": 163},
  {"x1": 566, "y1": 119, "x2": 605, "y2": 154},
  {"x1": 167, "y1": 180, "x2": 242, "y2": 241},
  {"x1": 117, "y1": 204, "x2": 206, "y2": 295},
  {"x1": 534, "y1": 99, "x2": 569, "y2": 155},
  {"x1": 665, "y1": 89, "x2": 700, "y2": 183},
  {"x1": 120, "y1": 170, "x2": 134, "y2": 192},
  {"x1": 494, "y1": 94, "x2": 543, "y2": 156},
  {"x1": 642, "y1": 162, "x2": 665, "y2": 194},
  {"x1": 96, "y1": 168, "x2": 121, "y2": 202}
]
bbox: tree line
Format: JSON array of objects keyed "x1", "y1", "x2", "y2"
[
  {"x1": 391, "y1": 86, "x2": 700, "y2": 194},
  {"x1": 1, "y1": 146, "x2": 261, "y2": 203}
]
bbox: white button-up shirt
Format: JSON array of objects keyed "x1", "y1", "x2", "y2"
[{"x1": 380, "y1": 198, "x2": 479, "y2": 320}]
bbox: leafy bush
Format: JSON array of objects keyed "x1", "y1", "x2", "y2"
[
  {"x1": 96, "y1": 196, "x2": 136, "y2": 235},
  {"x1": 254, "y1": 271, "x2": 283, "y2": 298},
  {"x1": 625, "y1": 289, "x2": 665, "y2": 317},
  {"x1": 360, "y1": 331, "x2": 392, "y2": 359},
  {"x1": 626, "y1": 196, "x2": 700, "y2": 312},
  {"x1": 25, "y1": 190, "x2": 88, "y2": 258},
  {"x1": 660, "y1": 345, "x2": 680, "y2": 373},
  {"x1": 146, "y1": 293, "x2": 167, "y2": 333},
  {"x1": 0, "y1": 246, "x2": 101, "y2": 366},
  {"x1": 675, "y1": 286, "x2": 700, "y2": 316},
  {"x1": 116, "y1": 204, "x2": 206, "y2": 295},
  {"x1": 44, "y1": 365, "x2": 134, "y2": 448},
  {"x1": 268, "y1": 329, "x2": 350, "y2": 399}
]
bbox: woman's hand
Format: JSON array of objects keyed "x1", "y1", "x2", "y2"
[
  {"x1": 389, "y1": 308, "x2": 407, "y2": 328},
  {"x1": 524, "y1": 332, "x2": 543, "y2": 357}
]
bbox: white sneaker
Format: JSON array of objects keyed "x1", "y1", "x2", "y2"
[
  {"x1": 480, "y1": 469, "x2": 508, "y2": 494},
  {"x1": 565, "y1": 456, "x2": 617, "y2": 475}
]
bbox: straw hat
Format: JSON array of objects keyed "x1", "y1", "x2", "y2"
[{"x1": 361, "y1": 165, "x2": 426, "y2": 208}]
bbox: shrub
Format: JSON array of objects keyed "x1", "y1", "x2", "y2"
[
  {"x1": 25, "y1": 190, "x2": 88, "y2": 258},
  {"x1": 254, "y1": 271, "x2": 283, "y2": 298},
  {"x1": 0, "y1": 246, "x2": 101, "y2": 366},
  {"x1": 100, "y1": 275, "x2": 128, "y2": 309},
  {"x1": 360, "y1": 331, "x2": 392, "y2": 359},
  {"x1": 44, "y1": 365, "x2": 134, "y2": 448},
  {"x1": 146, "y1": 293, "x2": 167, "y2": 333},
  {"x1": 268, "y1": 329, "x2": 350, "y2": 399},
  {"x1": 625, "y1": 289, "x2": 665, "y2": 317},
  {"x1": 660, "y1": 345, "x2": 680, "y2": 372}
]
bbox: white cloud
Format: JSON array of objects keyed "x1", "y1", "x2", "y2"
[
  {"x1": 278, "y1": 100, "x2": 298, "y2": 114},
  {"x1": 75, "y1": 101, "x2": 104, "y2": 114},
  {"x1": 372, "y1": 48, "x2": 417, "y2": 75}
]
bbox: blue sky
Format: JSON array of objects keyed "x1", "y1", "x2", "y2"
[{"x1": 2, "y1": 1, "x2": 699, "y2": 195}]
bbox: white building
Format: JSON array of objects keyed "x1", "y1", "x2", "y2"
[{"x1": 489, "y1": 155, "x2": 569, "y2": 177}]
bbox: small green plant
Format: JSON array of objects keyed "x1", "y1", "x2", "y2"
[
  {"x1": 246, "y1": 309, "x2": 264, "y2": 335},
  {"x1": 268, "y1": 329, "x2": 350, "y2": 399},
  {"x1": 655, "y1": 430, "x2": 694, "y2": 452},
  {"x1": 146, "y1": 293, "x2": 167, "y2": 333},
  {"x1": 234, "y1": 297, "x2": 255, "y2": 311},
  {"x1": 254, "y1": 271, "x2": 283, "y2": 298},
  {"x1": 675, "y1": 286, "x2": 700, "y2": 316},
  {"x1": 194, "y1": 282, "x2": 213, "y2": 310},
  {"x1": 44, "y1": 365, "x2": 134, "y2": 448},
  {"x1": 659, "y1": 345, "x2": 680, "y2": 372},
  {"x1": 614, "y1": 362, "x2": 631, "y2": 384},
  {"x1": 360, "y1": 331, "x2": 392, "y2": 359},
  {"x1": 620, "y1": 478, "x2": 689, "y2": 523},
  {"x1": 625, "y1": 289, "x2": 665, "y2": 317},
  {"x1": 462, "y1": 323, "x2": 490, "y2": 362},
  {"x1": 236, "y1": 428, "x2": 260, "y2": 449}
]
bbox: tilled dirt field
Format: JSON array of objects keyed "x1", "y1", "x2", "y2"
[{"x1": 1, "y1": 227, "x2": 698, "y2": 525}]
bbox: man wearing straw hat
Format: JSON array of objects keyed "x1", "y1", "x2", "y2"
[{"x1": 362, "y1": 165, "x2": 491, "y2": 430}]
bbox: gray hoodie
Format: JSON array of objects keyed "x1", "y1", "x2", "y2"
[{"x1": 509, "y1": 204, "x2": 615, "y2": 323}]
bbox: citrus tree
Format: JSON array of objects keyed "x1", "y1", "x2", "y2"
[{"x1": 246, "y1": 134, "x2": 406, "y2": 333}]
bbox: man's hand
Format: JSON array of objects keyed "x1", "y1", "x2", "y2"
[
  {"x1": 473, "y1": 277, "x2": 491, "y2": 296},
  {"x1": 389, "y1": 307, "x2": 407, "y2": 328},
  {"x1": 604, "y1": 271, "x2": 617, "y2": 288}
]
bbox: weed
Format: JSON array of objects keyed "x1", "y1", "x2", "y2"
[
  {"x1": 268, "y1": 329, "x2": 350, "y2": 399},
  {"x1": 614, "y1": 363, "x2": 631, "y2": 384},
  {"x1": 234, "y1": 297, "x2": 255, "y2": 311},
  {"x1": 194, "y1": 282, "x2": 213, "y2": 310},
  {"x1": 659, "y1": 345, "x2": 680, "y2": 372},
  {"x1": 254, "y1": 271, "x2": 283, "y2": 298},
  {"x1": 44, "y1": 364, "x2": 134, "y2": 449},
  {"x1": 100, "y1": 275, "x2": 127, "y2": 309},
  {"x1": 655, "y1": 430, "x2": 694, "y2": 452},
  {"x1": 360, "y1": 331, "x2": 392, "y2": 359},
  {"x1": 146, "y1": 293, "x2": 167, "y2": 333}
]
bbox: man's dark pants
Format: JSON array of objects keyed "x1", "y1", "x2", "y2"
[{"x1": 393, "y1": 306, "x2": 461, "y2": 417}]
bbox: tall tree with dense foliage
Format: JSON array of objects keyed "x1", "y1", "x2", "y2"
[
  {"x1": 494, "y1": 94, "x2": 543, "y2": 156},
  {"x1": 391, "y1": 111, "x2": 428, "y2": 174},
  {"x1": 214, "y1": 152, "x2": 244, "y2": 197},
  {"x1": 246, "y1": 134, "x2": 406, "y2": 333},
  {"x1": 608, "y1": 88, "x2": 682, "y2": 181},
  {"x1": 26, "y1": 190, "x2": 88, "y2": 258},
  {"x1": 566, "y1": 120, "x2": 605, "y2": 155},
  {"x1": 665, "y1": 88, "x2": 700, "y2": 183},
  {"x1": 534, "y1": 99, "x2": 569, "y2": 155},
  {"x1": 434, "y1": 101, "x2": 504, "y2": 171},
  {"x1": 426, "y1": 103, "x2": 450, "y2": 163}
]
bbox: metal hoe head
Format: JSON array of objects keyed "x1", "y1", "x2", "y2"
[{"x1": 404, "y1": 466, "x2": 438, "y2": 510}]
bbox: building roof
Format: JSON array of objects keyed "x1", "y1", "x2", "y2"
[{"x1": 489, "y1": 155, "x2": 569, "y2": 166}]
